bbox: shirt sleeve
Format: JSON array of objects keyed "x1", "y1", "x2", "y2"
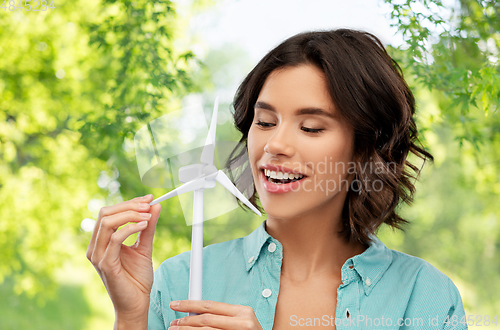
[
  {"x1": 148, "y1": 266, "x2": 176, "y2": 330},
  {"x1": 402, "y1": 261, "x2": 468, "y2": 330},
  {"x1": 442, "y1": 277, "x2": 467, "y2": 330}
]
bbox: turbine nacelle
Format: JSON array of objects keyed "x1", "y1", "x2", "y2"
[{"x1": 178, "y1": 163, "x2": 218, "y2": 183}]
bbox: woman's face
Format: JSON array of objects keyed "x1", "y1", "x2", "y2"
[{"x1": 247, "y1": 64, "x2": 355, "y2": 221}]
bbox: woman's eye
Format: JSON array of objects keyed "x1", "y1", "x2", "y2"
[
  {"x1": 301, "y1": 127, "x2": 324, "y2": 133},
  {"x1": 256, "y1": 121, "x2": 275, "y2": 127}
]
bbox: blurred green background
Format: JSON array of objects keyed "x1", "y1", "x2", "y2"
[{"x1": 0, "y1": 0, "x2": 499, "y2": 329}]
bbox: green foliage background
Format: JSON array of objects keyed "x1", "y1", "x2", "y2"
[
  {"x1": 0, "y1": 0, "x2": 498, "y2": 328},
  {"x1": 378, "y1": 0, "x2": 500, "y2": 321}
]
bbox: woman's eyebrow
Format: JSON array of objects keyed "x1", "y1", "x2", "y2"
[{"x1": 255, "y1": 101, "x2": 337, "y2": 119}]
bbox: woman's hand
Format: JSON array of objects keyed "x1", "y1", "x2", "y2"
[
  {"x1": 86, "y1": 194, "x2": 161, "y2": 328},
  {"x1": 168, "y1": 300, "x2": 263, "y2": 330}
]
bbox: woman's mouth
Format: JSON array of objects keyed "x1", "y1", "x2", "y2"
[
  {"x1": 263, "y1": 169, "x2": 305, "y2": 184},
  {"x1": 260, "y1": 169, "x2": 306, "y2": 194}
]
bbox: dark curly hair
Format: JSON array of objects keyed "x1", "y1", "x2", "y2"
[{"x1": 226, "y1": 29, "x2": 433, "y2": 245}]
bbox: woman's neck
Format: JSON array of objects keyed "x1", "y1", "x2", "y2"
[{"x1": 265, "y1": 207, "x2": 367, "y2": 284}]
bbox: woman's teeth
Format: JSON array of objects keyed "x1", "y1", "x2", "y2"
[{"x1": 264, "y1": 169, "x2": 304, "y2": 184}]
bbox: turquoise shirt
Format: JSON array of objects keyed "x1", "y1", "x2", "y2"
[{"x1": 148, "y1": 220, "x2": 467, "y2": 329}]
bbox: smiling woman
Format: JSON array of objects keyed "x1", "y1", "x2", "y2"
[
  {"x1": 88, "y1": 29, "x2": 467, "y2": 330},
  {"x1": 231, "y1": 29, "x2": 434, "y2": 246}
]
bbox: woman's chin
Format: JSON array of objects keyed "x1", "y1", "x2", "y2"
[{"x1": 261, "y1": 204, "x2": 307, "y2": 222}]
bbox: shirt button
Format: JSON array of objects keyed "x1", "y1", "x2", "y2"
[
  {"x1": 262, "y1": 288, "x2": 272, "y2": 298},
  {"x1": 268, "y1": 242, "x2": 277, "y2": 253},
  {"x1": 366, "y1": 277, "x2": 372, "y2": 286},
  {"x1": 248, "y1": 256, "x2": 254, "y2": 264}
]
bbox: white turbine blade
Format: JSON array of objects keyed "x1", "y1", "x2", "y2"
[
  {"x1": 200, "y1": 97, "x2": 219, "y2": 166},
  {"x1": 215, "y1": 170, "x2": 262, "y2": 216},
  {"x1": 149, "y1": 178, "x2": 205, "y2": 205}
]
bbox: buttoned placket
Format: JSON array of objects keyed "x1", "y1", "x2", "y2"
[
  {"x1": 335, "y1": 259, "x2": 362, "y2": 329},
  {"x1": 254, "y1": 238, "x2": 283, "y2": 330}
]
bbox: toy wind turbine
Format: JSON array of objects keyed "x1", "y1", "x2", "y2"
[{"x1": 148, "y1": 97, "x2": 261, "y2": 314}]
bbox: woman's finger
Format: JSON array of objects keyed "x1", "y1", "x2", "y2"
[
  {"x1": 170, "y1": 303, "x2": 259, "y2": 330},
  {"x1": 90, "y1": 210, "x2": 152, "y2": 266},
  {"x1": 87, "y1": 194, "x2": 153, "y2": 260},
  {"x1": 170, "y1": 300, "x2": 247, "y2": 317},
  {"x1": 98, "y1": 221, "x2": 149, "y2": 273},
  {"x1": 171, "y1": 313, "x2": 231, "y2": 329},
  {"x1": 135, "y1": 203, "x2": 161, "y2": 253}
]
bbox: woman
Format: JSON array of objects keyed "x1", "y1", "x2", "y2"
[{"x1": 87, "y1": 29, "x2": 467, "y2": 329}]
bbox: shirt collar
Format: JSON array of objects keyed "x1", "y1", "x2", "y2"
[
  {"x1": 243, "y1": 220, "x2": 273, "y2": 271},
  {"x1": 242, "y1": 220, "x2": 393, "y2": 296},
  {"x1": 348, "y1": 234, "x2": 393, "y2": 296}
]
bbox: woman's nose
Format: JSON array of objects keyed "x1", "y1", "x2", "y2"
[{"x1": 263, "y1": 125, "x2": 295, "y2": 158}]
